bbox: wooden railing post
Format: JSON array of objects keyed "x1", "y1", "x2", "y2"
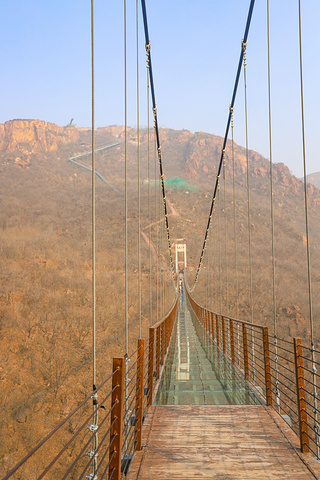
[
  {"x1": 135, "y1": 339, "x2": 145, "y2": 451},
  {"x1": 294, "y1": 338, "x2": 309, "y2": 453},
  {"x1": 211, "y1": 312, "x2": 215, "y2": 342},
  {"x1": 148, "y1": 328, "x2": 155, "y2": 406},
  {"x1": 161, "y1": 323, "x2": 165, "y2": 365},
  {"x1": 262, "y1": 327, "x2": 272, "y2": 406},
  {"x1": 109, "y1": 357, "x2": 125, "y2": 480},
  {"x1": 243, "y1": 324, "x2": 249, "y2": 380},
  {"x1": 216, "y1": 314, "x2": 220, "y2": 347},
  {"x1": 156, "y1": 326, "x2": 160, "y2": 379},
  {"x1": 230, "y1": 320, "x2": 235, "y2": 364},
  {"x1": 222, "y1": 316, "x2": 226, "y2": 354}
]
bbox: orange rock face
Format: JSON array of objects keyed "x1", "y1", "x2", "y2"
[{"x1": 0, "y1": 119, "x2": 80, "y2": 155}]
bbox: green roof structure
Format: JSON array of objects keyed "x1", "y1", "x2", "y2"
[{"x1": 164, "y1": 176, "x2": 196, "y2": 190}]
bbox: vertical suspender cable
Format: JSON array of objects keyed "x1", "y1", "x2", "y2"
[
  {"x1": 267, "y1": 0, "x2": 280, "y2": 412},
  {"x1": 243, "y1": 40, "x2": 255, "y2": 383},
  {"x1": 124, "y1": 0, "x2": 129, "y2": 456},
  {"x1": 91, "y1": 0, "x2": 96, "y2": 397},
  {"x1": 90, "y1": 0, "x2": 98, "y2": 476},
  {"x1": 147, "y1": 53, "x2": 152, "y2": 327},
  {"x1": 136, "y1": 0, "x2": 142, "y2": 338},
  {"x1": 155, "y1": 135, "x2": 159, "y2": 323},
  {"x1": 218, "y1": 187, "x2": 223, "y2": 315},
  {"x1": 211, "y1": 222, "x2": 215, "y2": 312},
  {"x1": 231, "y1": 108, "x2": 239, "y2": 319},
  {"x1": 298, "y1": 0, "x2": 314, "y2": 347},
  {"x1": 298, "y1": 0, "x2": 319, "y2": 456},
  {"x1": 231, "y1": 109, "x2": 240, "y2": 366},
  {"x1": 223, "y1": 153, "x2": 229, "y2": 315},
  {"x1": 124, "y1": 0, "x2": 128, "y2": 357},
  {"x1": 243, "y1": 41, "x2": 254, "y2": 324}
]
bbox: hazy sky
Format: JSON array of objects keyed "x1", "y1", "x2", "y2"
[{"x1": 1, "y1": 1, "x2": 319, "y2": 177}]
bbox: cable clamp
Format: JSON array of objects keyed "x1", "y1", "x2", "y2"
[
  {"x1": 229, "y1": 105, "x2": 234, "y2": 114},
  {"x1": 88, "y1": 424, "x2": 98, "y2": 433},
  {"x1": 91, "y1": 392, "x2": 98, "y2": 406},
  {"x1": 86, "y1": 450, "x2": 98, "y2": 459},
  {"x1": 146, "y1": 42, "x2": 151, "y2": 53},
  {"x1": 242, "y1": 39, "x2": 247, "y2": 52}
]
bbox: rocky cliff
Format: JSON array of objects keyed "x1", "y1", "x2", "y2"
[{"x1": 0, "y1": 119, "x2": 80, "y2": 167}]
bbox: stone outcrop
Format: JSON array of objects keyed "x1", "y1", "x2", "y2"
[{"x1": 0, "y1": 119, "x2": 80, "y2": 155}]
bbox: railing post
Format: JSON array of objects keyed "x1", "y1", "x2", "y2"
[
  {"x1": 262, "y1": 327, "x2": 273, "y2": 406},
  {"x1": 216, "y1": 314, "x2": 220, "y2": 347},
  {"x1": 243, "y1": 324, "x2": 249, "y2": 380},
  {"x1": 161, "y1": 323, "x2": 165, "y2": 365},
  {"x1": 230, "y1": 320, "x2": 235, "y2": 364},
  {"x1": 156, "y1": 326, "x2": 160, "y2": 379},
  {"x1": 135, "y1": 339, "x2": 145, "y2": 451},
  {"x1": 222, "y1": 316, "x2": 226, "y2": 354},
  {"x1": 109, "y1": 357, "x2": 125, "y2": 480},
  {"x1": 294, "y1": 338, "x2": 309, "y2": 453},
  {"x1": 211, "y1": 312, "x2": 215, "y2": 342},
  {"x1": 148, "y1": 327, "x2": 155, "y2": 406}
]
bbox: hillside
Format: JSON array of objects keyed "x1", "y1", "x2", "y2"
[
  {"x1": 306, "y1": 171, "x2": 320, "y2": 190},
  {"x1": 1, "y1": 119, "x2": 320, "y2": 474}
]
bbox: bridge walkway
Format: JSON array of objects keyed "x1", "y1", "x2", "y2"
[
  {"x1": 127, "y1": 404, "x2": 320, "y2": 479},
  {"x1": 127, "y1": 294, "x2": 320, "y2": 479}
]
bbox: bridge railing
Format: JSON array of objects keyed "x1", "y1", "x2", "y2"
[
  {"x1": 186, "y1": 287, "x2": 320, "y2": 459},
  {"x1": 2, "y1": 297, "x2": 179, "y2": 480}
]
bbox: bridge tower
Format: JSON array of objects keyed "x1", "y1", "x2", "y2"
[{"x1": 175, "y1": 239, "x2": 187, "y2": 273}]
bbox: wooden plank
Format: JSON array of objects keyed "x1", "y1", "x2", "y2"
[{"x1": 127, "y1": 405, "x2": 320, "y2": 479}]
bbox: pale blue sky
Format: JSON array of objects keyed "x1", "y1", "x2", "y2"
[{"x1": 0, "y1": 1, "x2": 319, "y2": 177}]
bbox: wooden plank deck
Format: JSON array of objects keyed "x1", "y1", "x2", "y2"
[{"x1": 127, "y1": 405, "x2": 320, "y2": 479}]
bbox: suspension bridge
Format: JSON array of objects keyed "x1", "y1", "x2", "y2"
[{"x1": 2, "y1": 0, "x2": 320, "y2": 479}]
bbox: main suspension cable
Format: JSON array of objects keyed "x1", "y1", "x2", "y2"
[
  {"x1": 192, "y1": 0, "x2": 256, "y2": 289},
  {"x1": 140, "y1": 0, "x2": 175, "y2": 278}
]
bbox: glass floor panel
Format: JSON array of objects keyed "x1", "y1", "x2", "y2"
[{"x1": 155, "y1": 296, "x2": 263, "y2": 406}]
